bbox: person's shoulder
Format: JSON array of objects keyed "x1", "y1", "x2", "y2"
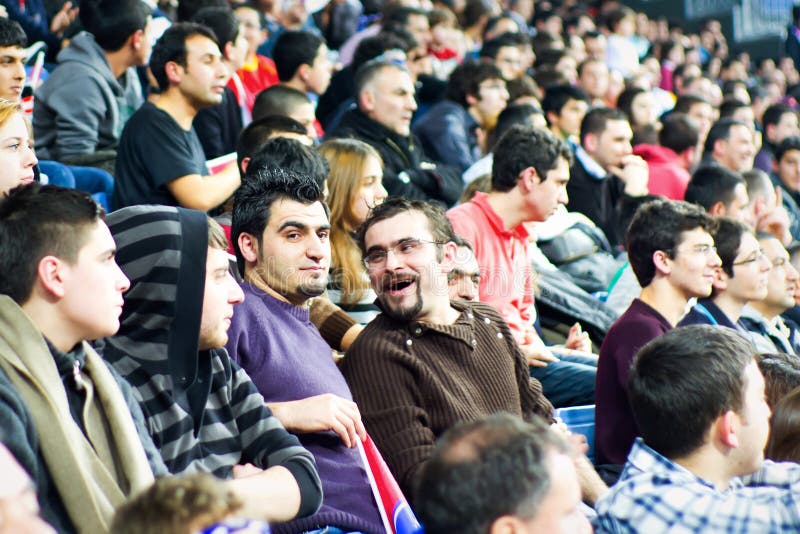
[{"x1": 344, "y1": 313, "x2": 404, "y2": 357}]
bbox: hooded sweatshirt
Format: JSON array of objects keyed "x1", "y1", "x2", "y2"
[
  {"x1": 102, "y1": 205, "x2": 322, "y2": 518},
  {"x1": 633, "y1": 144, "x2": 690, "y2": 201},
  {"x1": 33, "y1": 32, "x2": 144, "y2": 161}
]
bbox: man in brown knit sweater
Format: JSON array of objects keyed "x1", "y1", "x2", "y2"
[{"x1": 342, "y1": 197, "x2": 607, "y2": 505}]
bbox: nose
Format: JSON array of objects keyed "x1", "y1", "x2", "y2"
[
  {"x1": 787, "y1": 261, "x2": 800, "y2": 282},
  {"x1": 306, "y1": 234, "x2": 327, "y2": 261},
  {"x1": 227, "y1": 273, "x2": 245, "y2": 304},
  {"x1": 708, "y1": 250, "x2": 722, "y2": 268},
  {"x1": 384, "y1": 247, "x2": 403, "y2": 270},
  {"x1": 407, "y1": 94, "x2": 418, "y2": 112},
  {"x1": 13, "y1": 62, "x2": 24, "y2": 80},
  {"x1": 375, "y1": 181, "x2": 388, "y2": 201},
  {"x1": 460, "y1": 279, "x2": 478, "y2": 301},
  {"x1": 559, "y1": 187, "x2": 569, "y2": 206},
  {"x1": 116, "y1": 263, "x2": 131, "y2": 293},
  {"x1": 24, "y1": 143, "x2": 37, "y2": 167}
]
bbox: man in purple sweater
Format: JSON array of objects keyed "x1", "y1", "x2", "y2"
[
  {"x1": 226, "y1": 167, "x2": 384, "y2": 534},
  {"x1": 595, "y1": 199, "x2": 720, "y2": 473}
]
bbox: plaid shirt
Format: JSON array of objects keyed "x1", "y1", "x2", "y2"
[{"x1": 595, "y1": 439, "x2": 800, "y2": 533}]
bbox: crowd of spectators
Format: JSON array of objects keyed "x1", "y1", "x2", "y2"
[{"x1": 7, "y1": 0, "x2": 800, "y2": 532}]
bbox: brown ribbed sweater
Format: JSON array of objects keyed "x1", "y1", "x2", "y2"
[{"x1": 341, "y1": 300, "x2": 554, "y2": 499}]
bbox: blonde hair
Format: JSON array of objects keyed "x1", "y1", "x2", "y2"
[
  {"x1": 207, "y1": 216, "x2": 229, "y2": 250},
  {"x1": 0, "y1": 99, "x2": 22, "y2": 127},
  {"x1": 318, "y1": 138, "x2": 383, "y2": 305}
]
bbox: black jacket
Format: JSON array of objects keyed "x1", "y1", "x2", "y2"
[{"x1": 330, "y1": 108, "x2": 463, "y2": 206}]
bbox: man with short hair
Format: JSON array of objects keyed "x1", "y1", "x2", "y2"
[
  {"x1": 743, "y1": 168, "x2": 795, "y2": 244},
  {"x1": 34, "y1": 0, "x2": 152, "y2": 167},
  {"x1": 0, "y1": 184, "x2": 167, "y2": 533},
  {"x1": 542, "y1": 84, "x2": 590, "y2": 143},
  {"x1": 771, "y1": 136, "x2": 800, "y2": 240},
  {"x1": 673, "y1": 93, "x2": 715, "y2": 145},
  {"x1": 679, "y1": 218, "x2": 771, "y2": 329},
  {"x1": 448, "y1": 125, "x2": 598, "y2": 408},
  {"x1": 595, "y1": 326, "x2": 800, "y2": 533},
  {"x1": 253, "y1": 84, "x2": 318, "y2": 139},
  {"x1": 342, "y1": 196, "x2": 585, "y2": 500},
  {"x1": 740, "y1": 233, "x2": 800, "y2": 354},
  {"x1": 448, "y1": 236, "x2": 481, "y2": 302},
  {"x1": 685, "y1": 165, "x2": 753, "y2": 223},
  {"x1": 595, "y1": 199, "x2": 720, "y2": 468},
  {"x1": 567, "y1": 107, "x2": 649, "y2": 248},
  {"x1": 702, "y1": 117, "x2": 757, "y2": 173},
  {"x1": 413, "y1": 60, "x2": 509, "y2": 172},
  {"x1": 755, "y1": 103, "x2": 800, "y2": 173},
  {"x1": 415, "y1": 413, "x2": 592, "y2": 534},
  {"x1": 104, "y1": 203, "x2": 323, "y2": 524},
  {"x1": 0, "y1": 17, "x2": 29, "y2": 102},
  {"x1": 272, "y1": 30, "x2": 333, "y2": 105},
  {"x1": 634, "y1": 113, "x2": 700, "y2": 200},
  {"x1": 577, "y1": 58, "x2": 609, "y2": 107},
  {"x1": 226, "y1": 168, "x2": 384, "y2": 532},
  {"x1": 479, "y1": 33, "x2": 525, "y2": 80},
  {"x1": 114, "y1": 23, "x2": 241, "y2": 211},
  {"x1": 330, "y1": 59, "x2": 462, "y2": 205}
]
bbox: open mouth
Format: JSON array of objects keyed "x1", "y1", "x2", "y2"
[{"x1": 384, "y1": 276, "x2": 417, "y2": 295}]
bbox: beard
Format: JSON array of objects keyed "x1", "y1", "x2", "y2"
[
  {"x1": 378, "y1": 279, "x2": 424, "y2": 322},
  {"x1": 298, "y1": 277, "x2": 327, "y2": 299}
]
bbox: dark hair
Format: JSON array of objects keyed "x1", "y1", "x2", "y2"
[
  {"x1": 149, "y1": 22, "x2": 218, "y2": 92},
  {"x1": 479, "y1": 33, "x2": 521, "y2": 61},
  {"x1": 712, "y1": 217, "x2": 750, "y2": 278},
  {"x1": 483, "y1": 11, "x2": 523, "y2": 39},
  {"x1": 80, "y1": 0, "x2": 151, "y2": 51},
  {"x1": 765, "y1": 386, "x2": 800, "y2": 462},
  {"x1": 629, "y1": 326, "x2": 754, "y2": 459},
  {"x1": 176, "y1": 0, "x2": 227, "y2": 22},
  {"x1": 245, "y1": 137, "x2": 329, "y2": 189},
  {"x1": 743, "y1": 168, "x2": 773, "y2": 202},
  {"x1": 235, "y1": 115, "x2": 308, "y2": 171},
  {"x1": 461, "y1": 0, "x2": 496, "y2": 29},
  {"x1": 352, "y1": 32, "x2": 411, "y2": 73},
  {"x1": 191, "y1": 6, "x2": 240, "y2": 51},
  {"x1": 775, "y1": 136, "x2": 800, "y2": 162},
  {"x1": 252, "y1": 84, "x2": 312, "y2": 122},
  {"x1": 541, "y1": 84, "x2": 588, "y2": 120},
  {"x1": 0, "y1": 18, "x2": 27, "y2": 48},
  {"x1": 627, "y1": 199, "x2": 717, "y2": 287},
  {"x1": 506, "y1": 75, "x2": 539, "y2": 103},
  {"x1": 579, "y1": 107, "x2": 629, "y2": 146},
  {"x1": 577, "y1": 57, "x2": 604, "y2": 77},
  {"x1": 383, "y1": 4, "x2": 428, "y2": 27},
  {"x1": 703, "y1": 118, "x2": 749, "y2": 158},
  {"x1": 446, "y1": 60, "x2": 504, "y2": 108},
  {"x1": 272, "y1": 30, "x2": 324, "y2": 82},
  {"x1": 604, "y1": 6, "x2": 634, "y2": 32},
  {"x1": 533, "y1": 65, "x2": 570, "y2": 91},
  {"x1": 757, "y1": 353, "x2": 800, "y2": 410},
  {"x1": 685, "y1": 165, "x2": 745, "y2": 213},
  {"x1": 491, "y1": 125, "x2": 572, "y2": 192},
  {"x1": 673, "y1": 93, "x2": 711, "y2": 114},
  {"x1": 414, "y1": 413, "x2": 570, "y2": 534},
  {"x1": 615, "y1": 87, "x2": 647, "y2": 124},
  {"x1": 358, "y1": 197, "x2": 456, "y2": 256},
  {"x1": 659, "y1": 113, "x2": 700, "y2": 155},
  {"x1": 718, "y1": 98, "x2": 750, "y2": 120},
  {"x1": 232, "y1": 168, "x2": 324, "y2": 275},
  {"x1": 763, "y1": 103, "x2": 796, "y2": 142},
  {"x1": 493, "y1": 103, "x2": 543, "y2": 143},
  {"x1": 0, "y1": 184, "x2": 104, "y2": 304}
]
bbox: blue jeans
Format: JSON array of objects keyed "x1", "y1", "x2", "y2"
[
  {"x1": 39, "y1": 160, "x2": 114, "y2": 211},
  {"x1": 530, "y1": 352, "x2": 597, "y2": 408}
]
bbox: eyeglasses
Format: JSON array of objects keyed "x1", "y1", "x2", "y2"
[
  {"x1": 363, "y1": 238, "x2": 443, "y2": 269},
  {"x1": 733, "y1": 250, "x2": 768, "y2": 267},
  {"x1": 667, "y1": 244, "x2": 718, "y2": 258},
  {"x1": 771, "y1": 257, "x2": 789, "y2": 269}
]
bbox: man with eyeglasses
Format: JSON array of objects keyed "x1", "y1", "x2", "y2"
[
  {"x1": 679, "y1": 218, "x2": 771, "y2": 331},
  {"x1": 342, "y1": 197, "x2": 610, "y2": 504},
  {"x1": 740, "y1": 233, "x2": 800, "y2": 354},
  {"x1": 595, "y1": 199, "x2": 721, "y2": 478}
]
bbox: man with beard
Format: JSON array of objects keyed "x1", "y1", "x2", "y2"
[
  {"x1": 342, "y1": 197, "x2": 607, "y2": 504},
  {"x1": 226, "y1": 168, "x2": 385, "y2": 533}
]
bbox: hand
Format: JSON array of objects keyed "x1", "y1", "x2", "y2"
[
  {"x1": 550, "y1": 420, "x2": 589, "y2": 456},
  {"x1": 519, "y1": 332, "x2": 559, "y2": 368},
  {"x1": 609, "y1": 154, "x2": 649, "y2": 197},
  {"x1": 50, "y1": 2, "x2": 79, "y2": 35},
  {"x1": 272, "y1": 394, "x2": 366, "y2": 448},
  {"x1": 564, "y1": 322, "x2": 591, "y2": 353}
]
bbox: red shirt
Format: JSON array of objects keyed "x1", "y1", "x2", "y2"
[{"x1": 230, "y1": 54, "x2": 279, "y2": 113}]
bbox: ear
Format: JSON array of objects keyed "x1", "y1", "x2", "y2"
[
  {"x1": 489, "y1": 515, "x2": 523, "y2": 534},
  {"x1": 652, "y1": 249, "x2": 673, "y2": 277},
  {"x1": 240, "y1": 156, "x2": 251, "y2": 175},
  {"x1": 237, "y1": 232, "x2": 260, "y2": 265},
  {"x1": 359, "y1": 88, "x2": 376, "y2": 113},
  {"x1": 713, "y1": 267, "x2": 728, "y2": 291},
  {"x1": 224, "y1": 41, "x2": 236, "y2": 62},
  {"x1": 164, "y1": 60, "x2": 184, "y2": 86},
  {"x1": 130, "y1": 28, "x2": 144, "y2": 51},
  {"x1": 713, "y1": 138, "x2": 727, "y2": 158},
  {"x1": 709, "y1": 201, "x2": 727, "y2": 217},
  {"x1": 36, "y1": 256, "x2": 67, "y2": 299},
  {"x1": 716, "y1": 410, "x2": 740, "y2": 449},
  {"x1": 545, "y1": 110, "x2": 559, "y2": 127},
  {"x1": 518, "y1": 166, "x2": 540, "y2": 192},
  {"x1": 296, "y1": 63, "x2": 311, "y2": 84},
  {"x1": 765, "y1": 123, "x2": 775, "y2": 143},
  {"x1": 466, "y1": 92, "x2": 479, "y2": 107},
  {"x1": 439, "y1": 240, "x2": 458, "y2": 274},
  {"x1": 583, "y1": 131, "x2": 598, "y2": 153}
]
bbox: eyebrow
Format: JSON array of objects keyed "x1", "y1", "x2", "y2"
[
  {"x1": 278, "y1": 220, "x2": 331, "y2": 232},
  {"x1": 365, "y1": 237, "x2": 415, "y2": 254},
  {"x1": 97, "y1": 247, "x2": 116, "y2": 259}
]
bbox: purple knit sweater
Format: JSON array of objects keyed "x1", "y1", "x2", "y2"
[{"x1": 226, "y1": 282, "x2": 383, "y2": 534}]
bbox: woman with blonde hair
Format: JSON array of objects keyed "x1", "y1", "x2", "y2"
[
  {"x1": 319, "y1": 138, "x2": 387, "y2": 324},
  {"x1": 0, "y1": 99, "x2": 37, "y2": 195}
]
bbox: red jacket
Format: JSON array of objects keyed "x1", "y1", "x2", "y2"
[{"x1": 634, "y1": 144, "x2": 690, "y2": 201}]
